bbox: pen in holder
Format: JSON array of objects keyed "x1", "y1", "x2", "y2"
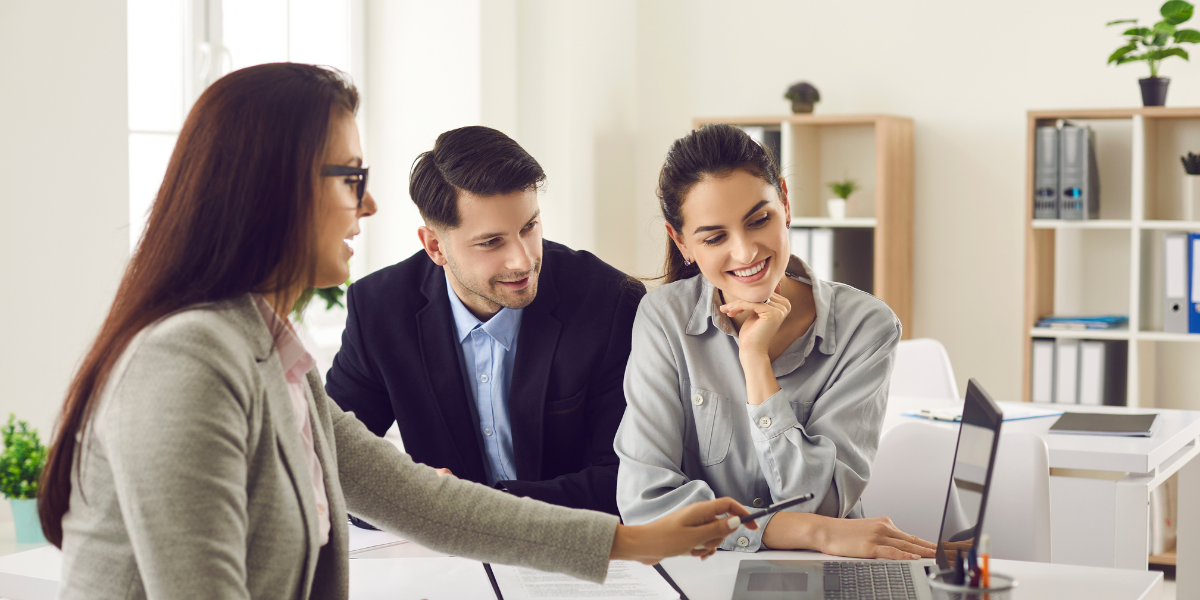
[{"x1": 928, "y1": 570, "x2": 1016, "y2": 600}]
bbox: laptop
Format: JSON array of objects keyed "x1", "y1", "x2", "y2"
[{"x1": 730, "y1": 378, "x2": 1004, "y2": 600}]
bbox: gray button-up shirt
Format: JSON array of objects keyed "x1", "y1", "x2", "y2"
[{"x1": 615, "y1": 256, "x2": 900, "y2": 552}]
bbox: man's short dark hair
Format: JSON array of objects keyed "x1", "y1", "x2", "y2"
[{"x1": 408, "y1": 126, "x2": 546, "y2": 228}]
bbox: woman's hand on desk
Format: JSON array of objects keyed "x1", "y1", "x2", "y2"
[
  {"x1": 763, "y1": 513, "x2": 936, "y2": 560},
  {"x1": 608, "y1": 497, "x2": 756, "y2": 565}
]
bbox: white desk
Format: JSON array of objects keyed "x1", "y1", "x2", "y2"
[
  {"x1": 0, "y1": 545, "x2": 1164, "y2": 600},
  {"x1": 886, "y1": 396, "x2": 1200, "y2": 599},
  {"x1": 660, "y1": 550, "x2": 1163, "y2": 600}
]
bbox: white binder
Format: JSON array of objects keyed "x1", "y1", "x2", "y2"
[
  {"x1": 1054, "y1": 339, "x2": 1080, "y2": 404},
  {"x1": 1165, "y1": 232, "x2": 1189, "y2": 333}
]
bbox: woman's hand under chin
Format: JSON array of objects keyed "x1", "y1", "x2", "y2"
[{"x1": 719, "y1": 281, "x2": 792, "y2": 360}]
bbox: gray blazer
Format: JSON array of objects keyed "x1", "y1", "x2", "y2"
[{"x1": 58, "y1": 295, "x2": 619, "y2": 599}]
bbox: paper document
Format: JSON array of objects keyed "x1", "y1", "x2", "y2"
[
  {"x1": 348, "y1": 523, "x2": 407, "y2": 555},
  {"x1": 902, "y1": 404, "x2": 1063, "y2": 422},
  {"x1": 348, "y1": 557, "x2": 495, "y2": 599},
  {"x1": 490, "y1": 560, "x2": 679, "y2": 600}
]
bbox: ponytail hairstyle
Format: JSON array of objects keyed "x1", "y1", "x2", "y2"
[
  {"x1": 38, "y1": 63, "x2": 358, "y2": 547},
  {"x1": 656, "y1": 123, "x2": 784, "y2": 284}
]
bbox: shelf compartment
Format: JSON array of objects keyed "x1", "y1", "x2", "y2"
[
  {"x1": 1141, "y1": 220, "x2": 1200, "y2": 231},
  {"x1": 1033, "y1": 219, "x2": 1132, "y2": 229},
  {"x1": 790, "y1": 217, "x2": 876, "y2": 228},
  {"x1": 1143, "y1": 117, "x2": 1200, "y2": 221},
  {"x1": 1029, "y1": 327, "x2": 1130, "y2": 340}
]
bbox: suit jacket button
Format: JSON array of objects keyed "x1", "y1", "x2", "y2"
[{"x1": 753, "y1": 498, "x2": 765, "y2": 508}]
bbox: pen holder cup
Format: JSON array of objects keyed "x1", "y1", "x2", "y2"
[{"x1": 928, "y1": 570, "x2": 1016, "y2": 600}]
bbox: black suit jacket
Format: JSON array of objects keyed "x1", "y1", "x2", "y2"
[{"x1": 326, "y1": 240, "x2": 644, "y2": 515}]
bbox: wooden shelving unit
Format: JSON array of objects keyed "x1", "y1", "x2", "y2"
[
  {"x1": 694, "y1": 114, "x2": 914, "y2": 338},
  {"x1": 1023, "y1": 107, "x2": 1200, "y2": 407}
]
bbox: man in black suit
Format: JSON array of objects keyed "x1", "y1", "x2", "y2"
[{"x1": 326, "y1": 126, "x2": 643, "y2": 516}]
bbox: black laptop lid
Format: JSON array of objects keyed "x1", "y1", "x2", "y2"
[{"x1": 934, "y1": 378, "x2": 1003, "y2": 571}]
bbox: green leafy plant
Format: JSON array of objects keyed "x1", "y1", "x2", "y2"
[
  {"x1": 0, "y1": 415, "x2": 47, "y2": 500},
  {"x1": 292, "y1": 279, "x2": 352, "y2": 320},
  {"x1": 827, "y1": 179, "x2": 859, "y2": 200},
  {"x1": 1107, "y1": 0, "x2": 1200, "y2": 77}
]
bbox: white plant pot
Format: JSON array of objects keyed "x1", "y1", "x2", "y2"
[
  {"x1": 827, "y1": 198, "x2": 847, "y2": 219},
  {"x1": 1184, "y1": 174, "x2": 1200, "y2": 221}
]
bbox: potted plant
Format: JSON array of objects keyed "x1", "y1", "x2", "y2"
[
  {"x1": 1107, "y1": 0, "x2": 1200, "y2": 106},
  {"x1": 784, "y1": 82, "x2": 820, "y2": 114},
  {"x1": 826, "y1": 179, "x2": 859, "y2": 219},
  {"x1": 0, "y1": 414, "x2": 47, "y2": 544}
]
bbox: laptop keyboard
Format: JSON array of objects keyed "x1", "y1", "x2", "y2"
[{"x1": 822, "y1": 561, "x2": 918, "y2": 600}]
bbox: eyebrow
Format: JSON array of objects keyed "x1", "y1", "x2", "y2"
[
  {"x1": 692, "y1": 200, "x2": 770, "y2": 235},
  {"x1": 345, "y1": 157, "x2": 363, "y2": 167},
  {"x1": 470, "y1": 208, "x2": 542, "y2": 242}
]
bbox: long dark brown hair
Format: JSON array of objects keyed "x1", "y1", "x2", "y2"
[
  {"x1": 656, "y1": 123, "x2": 783, "y2": 283},
  {"x1": 38, "y1": 63, "x2": 358, "y2": 546}
]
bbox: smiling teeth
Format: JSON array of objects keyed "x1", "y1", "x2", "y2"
[{"x1": 733, "y1": 261, "x2": 766, "y2": 277}]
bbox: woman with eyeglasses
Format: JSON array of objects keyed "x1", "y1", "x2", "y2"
[{"x1": 39, "y1": 63, "x2": 752, "y2": 599}]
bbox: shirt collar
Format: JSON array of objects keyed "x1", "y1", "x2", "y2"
[
  {"x1": 685, "y1": 254, "x2": 836, "y2": 356},
  {"x1": 445, "y1": 274, "x2": 522, "y2": 350},
  {"x1": 251, "y1": 294, "x2": 316, "y2": 383}
]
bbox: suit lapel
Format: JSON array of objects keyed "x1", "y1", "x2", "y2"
[
  {"x1": 237, "y1": 297, "x2": 320, "y2": 596},
  {"x1": 417, "y1": 268, "x2": 488, "y2": 482},
  {"x1": 509, "y1": 264, "x2": 561, "y2": 481}
]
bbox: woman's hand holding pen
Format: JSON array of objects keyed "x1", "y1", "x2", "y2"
[
  {"x1": 721, "y1": 283, "x2": 791, "y2": 405},
  {"x1": 608, "y1": 497, "x2": 757, "y2": 565}
]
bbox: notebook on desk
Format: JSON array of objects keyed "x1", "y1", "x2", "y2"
[{"x1": 1048, "y1": 412, "x2": 1158, "y2": 437}]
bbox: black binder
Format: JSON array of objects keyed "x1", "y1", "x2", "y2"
[{"x1": 1048, "y1": 412, "x2": 1157, "y2": 437}]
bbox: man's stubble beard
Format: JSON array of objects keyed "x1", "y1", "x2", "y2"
[{"x1": 445, "y1": 253, "x2": 541, "y2": 311}]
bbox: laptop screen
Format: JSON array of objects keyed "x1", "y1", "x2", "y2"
[{"x1": 934, "y1": 379, "x2": 1003, "y2": 571}]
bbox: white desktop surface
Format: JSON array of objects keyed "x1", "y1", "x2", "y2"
[
  {"x1": 659, "y1": 550, "x2": 1163, "y2": 600},
  {"x1": 0, "y1": 545, "x2": 1164, "y2": 600},
  {"x1": 885, "y1": 396, "x2": 1200, "y2": 474}
]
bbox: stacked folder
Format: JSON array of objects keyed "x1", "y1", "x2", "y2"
[
  {"x1": 1163, "y1": 232, "x2": 1200, "y2": 333},
  {"x1": 1031, "y1": 338, "x2": 1127, "y2": 405},
  {"x1": 1034, "y1": 121, "x2": 1101, "y2": 220}
]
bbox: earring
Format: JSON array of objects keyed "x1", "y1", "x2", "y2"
[{"x1": 683, "y1": 258, "x2": 693, "y2": 267}]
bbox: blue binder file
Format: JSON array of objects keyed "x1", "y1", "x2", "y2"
[{"x1": 1190, "y1": 233, "x2": 1200, "y2": 333}]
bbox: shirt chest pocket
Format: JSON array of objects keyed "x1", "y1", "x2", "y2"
[{"x1": 687, "y1": 387, "x2": 735, "y2": 466}]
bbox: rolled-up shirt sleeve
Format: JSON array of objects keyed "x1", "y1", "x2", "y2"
[{"x1": 746, "y1": 322, "x2": 900, "y2": 518}]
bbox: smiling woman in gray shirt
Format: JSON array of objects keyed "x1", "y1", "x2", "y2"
[{"x1": 615, "y1": 124, "x2": 936, "y2": 560}]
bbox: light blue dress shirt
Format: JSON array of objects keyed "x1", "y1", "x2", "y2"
[{"x1": 446, "y1": 277, "x2": 523, "y2": 486}]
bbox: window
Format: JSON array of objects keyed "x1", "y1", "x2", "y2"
[{"x1": 127, "y1": 0, "x2": 365, "y2": 372}]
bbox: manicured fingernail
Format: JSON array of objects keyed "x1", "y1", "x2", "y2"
[
  {"x1": 727, "y1": 516, "x2": 741, "y2": 530},
  {"x1": 911, "y1": 554, "x2": 920, "y2": 559}
]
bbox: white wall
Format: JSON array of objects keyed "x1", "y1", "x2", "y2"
[
  {"x1": 582, "y1": 0, "x2": 1194, "y2": 405},
  {"x1": 0, "y1": 0, "x2": 129, "y2": 436}
]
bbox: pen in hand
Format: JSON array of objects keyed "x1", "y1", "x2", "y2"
[{"x1": 725, "y1": 493, "x2": 816, "y2": 529}]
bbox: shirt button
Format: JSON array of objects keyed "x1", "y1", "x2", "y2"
[
  {"x1": 692, "y1": 394, "x2": 704, "y2": 406},
  {"x1": 758, "y1": 416, "x2": 772, "y2": 428},
  {"x1": 737, "y1": 536, "x2": 750, "y2": 547},
  {"x1": 484, "y1": 428, "x2": 493, "y2": 436},
  {"x1": 480, "y1": 374, "x2": 489, "y2": 383},
  {"x1": 753, "y1": 498, "x2": 765, "y2": 508}
]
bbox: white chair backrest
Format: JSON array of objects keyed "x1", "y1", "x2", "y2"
[
  {"x1": 889, "y1": 338, "x2": 959, "y2": 400},
  {"x1": 862, "y1": 421, "x2": 1052, "y2": 562},
  {"x1": 862, "y1": 421, "x2": 956, "y2": 543}
]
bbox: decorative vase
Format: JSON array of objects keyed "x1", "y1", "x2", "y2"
[
  {"x1": 1140, "y1": 77, "x2": 1170, "y2": 107},
  {"x1": 10, "y1": 497, "x2": 45, "y2": 544},
  {"x1": 1185, "y1": 175, "x2": 1200, "y2": 221},
  {"x1": 827, "y1": 198, "x2": 847, "y2": 219}
]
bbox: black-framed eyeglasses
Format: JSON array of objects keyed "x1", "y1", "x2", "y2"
[{"x1": 321, "y1": 165, "x2": 369, "y2": 208}]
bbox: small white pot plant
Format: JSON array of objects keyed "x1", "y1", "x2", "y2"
[
  {"x1": 826, "y1": 179, "x2": 859, "y2": 219},
  {"x1": 1107, "y1": 0, "x2": 1200, "y2": 106},
  {"x1": 0, "y1": 414, "x2": 48, "y2": 544}
]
